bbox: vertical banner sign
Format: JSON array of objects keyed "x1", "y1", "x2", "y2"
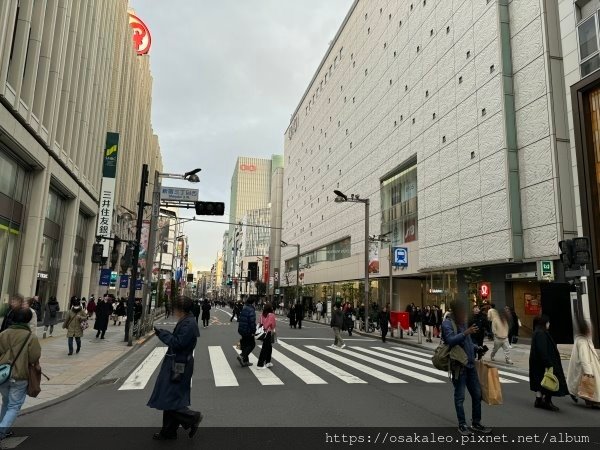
[
  {"x1": 95, "y1": 133, "x2": 119, "y2": 257},
  {"x1": 139, "y1": 220, "x2": 150, "y2": 271},
  {"x1": 99, "y1": 269, "x2": 111, "y2": 286},
  {"x1": 368, "y1": 241, "x2": 380, "y2": 274},
  {"x1": 263, "y1": 256, "x2": 270, "y2": 284},
  {"x1": 119, "y1": 275, "x2": 129, "y2": 289}
]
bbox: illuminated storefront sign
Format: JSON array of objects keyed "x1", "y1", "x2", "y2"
[
  {"x1": 240, "y1": 164, "x2": 257, "y2": 172},
  {"x1": 128, "y1": 13, "x2": 152, "y2": 55}
]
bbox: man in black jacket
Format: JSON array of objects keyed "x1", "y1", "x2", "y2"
[
  {"x1": 294, "y1": 302, "x2": 304, "y2": 329},
  {"x1": 469, "y1": 305, "x2": 487, "y2": 348},
  {"x1": 330, "y1": 303, "x2": 345, "y2": 348},
  {"x1": 237, "y1": 298, "x2": 256, "y2": 367}
]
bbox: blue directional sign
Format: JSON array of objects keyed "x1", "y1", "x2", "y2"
[
  {"x1": 99, "y1": 269, "x2": 111, "y2": 286},
  {"x1": 393, "y1": 247, "x2": 408, "y2": 267},
  {"x1": 135, "y1": 279, "x2": 143, "y2": 291},
  {"x1": 119, "y1": 275, "x2": 129, "y2": 289}
]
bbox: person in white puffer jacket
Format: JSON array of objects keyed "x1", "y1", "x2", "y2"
[{"x1": 487, "y1": 306, "x2": 513, "y2": 365}]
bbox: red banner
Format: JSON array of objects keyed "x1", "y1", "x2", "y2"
[
  {"x1": 263, "y1": 257, "x2": 270, "y2": 284},
  {"x1": 524, "y1": 293, "x2": 541, "y2": 315}
]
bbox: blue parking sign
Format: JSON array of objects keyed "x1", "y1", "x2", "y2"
[{"x1": 393, "y1": 247, "x2": 408, "y2": 266}]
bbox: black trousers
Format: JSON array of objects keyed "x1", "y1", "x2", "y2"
[
  {"x1": 95, "y1": 329, "x2": 106, "y2": 338},
  {"x1": 161, "y1": 408, "x2": 200, "y2": 437},
  {"x1": 381, "y1": 326, "x2": 388, "y2": 342},
  {"x1": 202, "y1": 318, "x2": 209, "y2": 327},
  {"x1": 296, "y1": 318, "x2": 302, "y2": 329},
  {"x1": 240, "y1": 335, "x2": 255, "y2": 363},
  {"x1": 257, "y1": 333, "x2": 272, "y2": 366}
]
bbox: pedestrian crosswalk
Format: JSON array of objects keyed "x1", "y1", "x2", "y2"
[{"x1": 117, "y1": 342, "x2": 530, "y2": 390}]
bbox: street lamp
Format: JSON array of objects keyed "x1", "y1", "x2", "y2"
[
  {"x1": 281, "y1": 240, "x2": 300, "y2": 306},
  {"x1": 333, "y1": 190, "x2": 371, "y2": 333}
]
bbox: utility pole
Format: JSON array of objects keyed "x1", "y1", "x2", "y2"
[
  {"x1": 125, "y1": 164, "x2": 148, "y2": 346},
  {"x1": 141, "y1": 170, "x2": 160, "y2": 332},
  {"x1": 295, "y1": 244, "x2": 300, "y2": 304}
]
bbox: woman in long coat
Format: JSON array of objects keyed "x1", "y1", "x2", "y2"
[
  {"x1": 200, "y1": 299, "x2": 211, "y2": 328},
  {"x1": 529, "y1": 314, "x2": 568, "y2": 411},
  {"x1": 94, "y1": 297, "x2": 111, "y2": 339},
  {"x1": 567, "y1": 316, "x2": 600, "y2": 408},
  {"x1": 43, "y1": 296, "x2": 60, "y2": 338},
  {"x1": 148, "y1": 296, "x2": 202, "y2": 440}
]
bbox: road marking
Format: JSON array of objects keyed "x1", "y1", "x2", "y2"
[
  {"x1": 350, "y1": 347, "x2": 447, "y2": 382},
  {"x1": 305, "y1": 345, "x2": 405, "y2": 384},
  {"x1": 279, "y1": 338, "x2": 375, "y2": 341},
  {"x1": 119, "y1": 347, "x2": 167, "y2": 390},
  {"x1": 278, "y1": 342, "x2": 366, "y2": 384},
  {"x1": 384, "y1": 347, "x2": 520, "y2": 383},
  {"x1": 232, "y1": 346, "x2": 283, "y2": 386},
  {"x1": 262, "y1": 346, "x2": 327, "y2": 384},
  {"x1": 208, "y1": 346, "x2": 239, "y2": 387}
]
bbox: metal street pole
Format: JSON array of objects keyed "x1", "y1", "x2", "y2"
[
  {"x1": 125, "y1": 164, "x2": 148, "y2": 346},
  {"x1": 389, "y1": 242, "x2": 393, "y2": 308},
  {"x1": 295, "y1": 244, "x2": 300, "y2": 304},
  {"x1": 141, "y1": 170, "x2": 160, "y2": 332},
  {"x1": 364, "y1": 199, "x2": 370, "y2": 334}
]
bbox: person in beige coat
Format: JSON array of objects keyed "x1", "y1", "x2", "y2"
[
  {"x1": 568, "y1": 316, "x2": 600, "y2": 408},
  {"x1": 0, "y1": 307, "x2": 42, "y2": 440},
  {"x1": 488, "y1": 307, "x2": 513, "y2": 365},
  {"x1": 63, "y1": 299, "x2": 87, "y2": 356}
]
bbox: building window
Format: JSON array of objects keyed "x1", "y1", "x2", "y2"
[
  {"x1": 380, "y1": 164, "x2": 418, "y2": 245},
  {"x1": 578, "y1": 11, "x2": 600, "y2": 77}
]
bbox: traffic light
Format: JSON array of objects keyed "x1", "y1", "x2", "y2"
[
  {"x1": 92, "y1": 244, "x2": 104, "y2": 263},
  {"x1": 195, "y1": 201, "x2": 225, "y2": 216},
  {"x1": 120, "y1": 244, "x2": 133, "y2": 273},
  {"x1": 559, "y1": 240, "x2": 573, "y2": 267},
  {"x1": 109, "y1": 237, "x2": 121, "y2": 270},
  {"x1": 559, "y1": 237, "x2": 591, "y2": 269}
]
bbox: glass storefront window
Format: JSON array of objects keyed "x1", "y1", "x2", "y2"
[
  {"x1": 381, "y1": 164, "x2": 418, "y2": 246},
  {"x1": 46, "y1": 190, "x2": 64, "y2": 224},
  {"x1": 284, "y1": 237, "x2": 351, "y2": 272},
  {"x1": 0, "y1": 220, "x2": 20, "y2": 302},
  {"x1": 424, "y1": 271, "x2": 458, "y2": 310}
]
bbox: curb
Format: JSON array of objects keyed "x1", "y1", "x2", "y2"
[{"x1": 19, "y1": 329, "x2": 156, "y2": 417}]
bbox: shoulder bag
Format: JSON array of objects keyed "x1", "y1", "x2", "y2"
[{"x1": 0, "y1": 330, "x2": 32, "y2": 385}]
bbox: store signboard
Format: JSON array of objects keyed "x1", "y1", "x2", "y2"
[{"x1": 95, "y1": 133, "x2": 119, "y2": 257}]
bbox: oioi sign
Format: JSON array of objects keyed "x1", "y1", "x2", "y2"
[{"x1": 128, "y1": 13, "x2": 151, "y2": 55}]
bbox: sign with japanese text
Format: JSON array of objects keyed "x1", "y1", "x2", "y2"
[
  {"x1": 263, "y1": 256, "x2": 270, "y2": 284},
  {"x1": 368, "y1": 241, "x2": 380, "y2": 274},
  {"x1": 95, "y1": 133, "x2": 119, "y2": 257},
  {"x1": 139, "y1": 220, "x2": 150, "y2": 270},
  {"x1": 160, "y1": 187, "x2": 199, "y2": 202}
]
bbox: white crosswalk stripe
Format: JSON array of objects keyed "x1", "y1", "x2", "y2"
[
  {"x1": 209, "y1": 346, "x2": 238, "y2": 387},
  {"x1": 305, "y1": 345, "x2": 406, "y2": 383},
  {"x1": 119, "y1": 347, "x2": 167, "y2": 390},
  {"x1": 233, "y1": 346, "x2": 284, "y2": 386},
  {"x1": 278, "y1": 342, "x2": 366, "y2": 384},
  {"x1": 264, "y1": 346, "x2": 328, "y2": 384}
]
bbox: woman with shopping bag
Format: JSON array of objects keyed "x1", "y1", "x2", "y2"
[
  {"x1": 529, "y1": 315, "x2": 568, "y2": 411},
  {"x1": 567, "y1": 316, "x2": 600, "y2": 408}
]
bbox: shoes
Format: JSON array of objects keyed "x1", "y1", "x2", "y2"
[
  {"x1": 67, "y1": 352, "x2": 73, "y2": 356},
  {"x1": 244, "y1": 362, "x2": 253, "y2": 367},
  {"x1": 508, "y1": 344, "x2": 513, "y2": 349},
  {"x1": 76, "y1": 348, "x2": 80, "y2": 354},
  {"x1": 570, "y1": 394, "x2": 579, "y2": 404},
  {"x1": 458, "y1": 425, "x2": 473, "y2": 436},
  {"x1": 152, "y1": 433, "x2": 177, "y2": 440},
  {"x1": 505, "y1": 360, "x2": 514, "y2": 365},
  {"x1": 341, "y1": 344, "x2": 346, "y2": 349},
  {"x1": 536, "y1": 398, "x2": 559, "y2": 411},
  {"x1": 189, "y1": 412, "x2": 203, "y2": 438},
  {"x1": 534, "y1": 397, "x2": 543, "y2": 408},
  {"x1": 266, "y1": 363, "x2": 273, "y2": 368},
  {"x1": 470, "y1": 423, "x2": 492, "y2": 434},
  {"x1": 49, "y1": 333, "x2": 53, "y2": 337},
  {"x1": 330, "y1": 344, "x2": 336, "y2": 348},
  {"x1": 256, "y1": 365, "x2": 266, "y2": 370},
  {"x1": 237, "y1": 355, "x2": 243, "y2": 366},
  {"x1": 43, "y1": 332, "x2": 47, "y2": 339}
]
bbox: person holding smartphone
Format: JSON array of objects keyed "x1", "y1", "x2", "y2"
[{"x1": 442, "y1": 301, "x2": 491, "y2": 437}]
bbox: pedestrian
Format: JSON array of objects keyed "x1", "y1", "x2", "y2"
[
  {"x1": 434, "y1": 305, "x2": 443, "y2": 339},
  {"x1": 192, "y1": 299, "x2": 201, "y2": 324},
  {"x1": 330, "y1": 302, "x2": 345, "y2": 349},
  {"x1": 414, "y1": 307, "x2": 423, "y2": 337},
  {"x1": 406, "y1": 303, "x2": 415, "y2": 336},
  {"x1": 0, "y1": 307, "x2": 42, "y2": 440},
  {"x1": 379, "y1": 304, "x2": 391, "y2": 343},
  {"x1": 148, "y1": 296, "x2": 202, "y2": 440},
  {"x1": 343, "y1": 303, "x2": 355, "y2": 336},
  {"x1": 201, "y1": 299, "x2": 211, "y2": 328},
  {"x1": 236, "y1": 297, "x2": 256, "y2": 367},
  {"x1": 63, "y1": 298, "x2": 87, "y2": 355},
  {"x1": 529, "y1": 314, "x2": 568, "y2": 411},
  {"x1": 80, "y1": 297, "x2": 87, "y2": 311},
  {"x1": 288, "y1": 302, "x2": 297, "y2": 328},
  {"x1": 505, "y1": 306, "x2": 520, "y2": 347},
  {"x1": 0, "y1": 295, "x2": 24, "y2": 332},
  {"x1": 294, "y1": 301, "x2": 304, "y2": 329},
  {"x1": 488, "y1": 306, "x2": 513, "y2": 364},
  {"x1": 23, "y1": 298, "x2": 38, "y2": 335},
  {"x1": 94, "y1": 296, "x2": 111, "y2": 339},
  {"x1": 114, "y1": 299, "x2": 126, "y2": 326},
  {"x1": 257, "y1": 303, "x2": 276, "y2": 369},
  {"x1": 42, "y1": 296, "x2": 60, "y2": 338},
  {"x1": 165, "y1": 300, "x2": 171, "y2": 319},
  {"x1": 567, "y1": 315, "x2": 600, "y2": 408},
  {"x1": 442, "y1": 300, "x2": 491, "y2": 436},
  {"x1": 469, "y1": 305, "x2": 487, "y2": 348},
  {"x1": 316, "y1": 301, "x2": 323, "y2": 322},
  {"x1": 29, "y1": 296, "x2": 42, "y2": 323},
  {"x1": 230, "y1": 302, "x2": 240, "y2": 322},
  {"x1": 86, "y1": 296, "x2": 96, "y2": 319}
]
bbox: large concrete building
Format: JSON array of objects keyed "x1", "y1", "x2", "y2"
[
  {"x1": 282, "y1": 0, "x2": 577, "y2": 338},
  {"x1": 0, "y1": 1, "x2": 162, "y2": 312}
]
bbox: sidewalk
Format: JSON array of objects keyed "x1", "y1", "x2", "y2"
[{"x1": 21, "y1": 318, "x2": 154, "y2": 413}]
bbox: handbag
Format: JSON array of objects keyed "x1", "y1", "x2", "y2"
[
  {"x1": 0, "y1": 330, "x2": 32, "y2": 385},
  {"x1": 80, "y1": 319, "x2": 89, "y2": 331},
  {"x1": 271, "y1": 330, "x2": 277, "y2": 344},
  {"x1": 541, "y1": 367, "x2": 559, "y2": 392},
  {"x1": 27, "y1": 362, "x2": 50, "y2": 398},
  {"x1": 476, "y1": 360, "x2": 503, "y2": 405},
  {"x1": 255, "y1": 324, "x2": 266, "y2": 341},
  {"x1": 577, "y1": 375, "x2": 596, "y2": 402}
]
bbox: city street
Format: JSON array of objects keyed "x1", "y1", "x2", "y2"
[{"x1": 15, "y1": 308, "x2": 598, "y2": 435}]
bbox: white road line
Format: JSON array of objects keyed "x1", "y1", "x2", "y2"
[
  {"x1": 278, "y1": 342, "x2": 366, "y2": 384},
  {"x1": 350, "y1": 347, "x2": 447, "y2": 382},
  {"x1": 305, "y1": 345, "x2": 405, "y2": 384},
  {"x1": 190, "y1": 350, "x2": 195, "y2": 388},
  {"x1": 384, "y1": 347, "x2": 521, "y2": 383},
  {"x1": 208, "y1": 346, "x2": 239, "y2": 387},
  {"x1": 390, "y1": 346, "x2": 434, "y2": 357},
  {"x1": 262, "y1": 346, "x2": 327, "y2": 384},
  {"x1": 279, "y1": 338, "x2": 375, "y2": 341},
  {"x1": 119, "y1": 347, "x2": 167, "y2": 390},
  {"x1": 232, "y1": 346, "x2": 283, "y2": 386}
]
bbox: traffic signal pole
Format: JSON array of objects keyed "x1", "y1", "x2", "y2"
[
  {"x1": 141, "y1": 170, "x2": 161, "y2": 333},
  {"x1": 125, "y1": 164, "x2": 148, "y2": 346}
]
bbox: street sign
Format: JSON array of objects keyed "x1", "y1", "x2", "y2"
[
  {"x1": 119, "y1": 275, "x2": 129, "y2": 288},
  {"x1": 160, "y1": 186, "x2": 199, "y2": 202},
  {"x1": 135, "y1": 279, "x2": 143, "y2": 290},
  {"x1": 99, "y1": 269, "x2": 111, "y2": 286},
  {"x1": 537, "y1": 260, "x2": 555, "y2": 281},
  {"x1": 275, "y1": 289, "x2": 280, "y2": 295},
  {"x1": 392, "y1": 247, "x2": 408, "y2": 266}
]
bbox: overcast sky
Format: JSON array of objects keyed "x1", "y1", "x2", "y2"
[{"x1": 129, "y1": 0, "x2": 354, "y2": 271}]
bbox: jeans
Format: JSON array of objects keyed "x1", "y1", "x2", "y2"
[
  {"x1": 257, "y1": 333, "x2": 272, "y2": 366},
  {"x1": 68, "y1": 336, "x2": 81, "y2": 354},
  {"x1": 491, "y1": 337, "x2": 511, "y2": 361},
  {"x1": 240, "y1": 335, "x2": 255, "y2": 363},
  {"x1": 0, "y1": 379, "x2": 28, "y2": 438},
  {"x1": 452, "y1": 366, "x2": 482, "y2": 426},
  {"x1": 333, "y1": 327, "x2": 344, "y2": 347}
]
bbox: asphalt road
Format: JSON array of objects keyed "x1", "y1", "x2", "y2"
[{"x1": 11, "y1": 307, "x2": 599, "y2": 448}]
